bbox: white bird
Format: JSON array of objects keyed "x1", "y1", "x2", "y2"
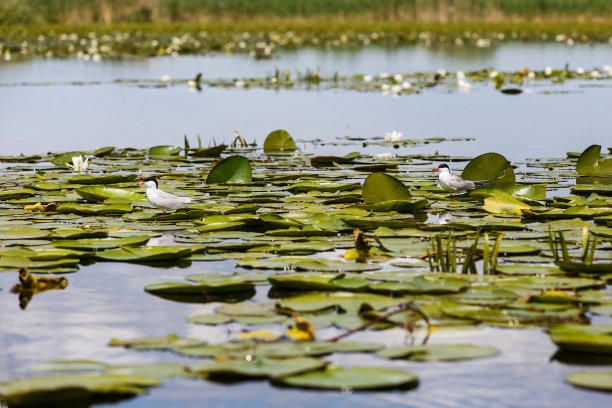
[
  {"x1": 435, "y1": 164, "x2": 490, "y2": 196},
  {"x1": 138, "y1": 176, "x2": 200, "y2": 215}
]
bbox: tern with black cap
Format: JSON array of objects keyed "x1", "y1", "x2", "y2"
[
  {"x1": 137, "y1": 176, "x2": 201, "y2": 215},
  {"x1": 434, "y1": 164, "x2": 491, "y2": 196}
]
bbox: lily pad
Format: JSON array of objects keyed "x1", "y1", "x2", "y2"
[
  {"x1": 50, "y1": 151, "x2": 86, "y2": 167},
  {"x1": 0, "y1": 374, "x2": 158, "y2": 406},
  {"x1": 190, "y1": 357, "x2": 326, "y2": 379},
  {"x1": 566, "y1": 370, "x2": 612, "y2": 391},
  {"x1": 278, "y1": 291, "x2": 403, "y2": 313},
  {"x1": 206, "y1": 156, "x2": 252, "y2": 184},
  {"x1": 96, "y1": 246, "x2": 191, "y2": 262},
  {"x1": 276, "y1": 366, "x2": 418, "y2": 391},
  {"x1": 53, "y1": 236, "x2": 149, "y2": 251},
  {"x1": 376, "y1": 344, "x2": 499, "y2": 361},
  {"x1": 362, "y1": 173, "x2": 412, "y2": 204},
  {"x1": 0, "y1": 228, "x2": 51, "y2": 240},
  {"x1": 483, "y1": 195, "x2": 531, "y2": 215},
  {"x1": 461, "y1": 152, "x2": 514, "y2": 188},
  {"x1": 311, "y1": 152, "x2": 360, "y2": 167},
  {"x1": 576, "y1": 145, "x2": 612, "y2": 176},
  {"x1": 75, "y1": 186, "x2": 144, "y2": 203},
  {"x1": 263, "y1": 129, "x2": 297, "y2": 152},
  {"x1": 548, "y1": 324, "x2": 612, "y2": 354},
  {"x1": 149, "y1": 145, "x2": 181, "y2": 156}
]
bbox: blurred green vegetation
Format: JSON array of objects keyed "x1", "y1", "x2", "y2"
[{"x1": 1, "y1": 0, "x2": 611, "y2": 25}]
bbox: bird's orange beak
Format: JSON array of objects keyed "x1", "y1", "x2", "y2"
[
  {"x1": 434, "y1": 167, "x2": 439, "y2": 171},
  {"x1": 137, "y1": 181, "x2": 145, "y2": 185}
]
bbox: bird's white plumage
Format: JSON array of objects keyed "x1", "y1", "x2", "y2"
[
  {"x1": 141, "y1": 180, "x2": 193, "y2": 211},
  {"x1": 437, "y1": 167, "x2": 477, "y2": 193}
]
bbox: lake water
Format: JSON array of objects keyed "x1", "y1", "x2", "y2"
[
  {"x1": 0, "y1": 43, "x2": 611, "y2": 161},
  {"x1": 1, "y1": 42, "x2": 611, "y2": 408}
]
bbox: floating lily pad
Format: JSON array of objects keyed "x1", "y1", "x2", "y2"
[
  {"x1": 190, "y1": 357, "x2": 326, "y2": 379},
  {"x1": 263, "y1": 129, "x2": 297, "y2": 152},
  {"x1": 0, "y1": 228, "x2": 51, "y2": 240},
  {"x1": 96, "y1": 246, "x2": 191, "y2": 262},
  {"x1": 53, "y1": 236, "x2": 149, "y2": 251},
  {"x1": 145, "y1": 280, "x2": 254, "y2": 295},
  {"x1": 206, "y1": 156, "x2": 252, "y2": 184},
  {"x1": 105, "y1": 363, "x2": 195, "y2": 380},
  {"x1": 191, "y1": 144, "x2": 227, "y2": 157},
  {"x1": 311, "y1": 152, "x2": 360, "y2": 167},
  {"x1": 57, "y1": 203, "x2": 133, "y2": 215},
  {"x1": 149, "y1": 145, "x2": 181, "y2": 156},
  {"x1": 566, "y1": 370, "x2": 612, "y2": 391},
  {"x1": 50, "y1": 151, "x2": 86, "y2": 167},
  {"x1": 76, "y1": 186, "x2": 144, "y2": 203},
  {"x1": 548, "y1": 324, "x2": 612, "y2": 354},
  {"x1": 278, "y1": 291, "x2": 403, "y2": 313},
  {"x1": 461, "y1": 152, "x2": 514, "y2": 188},
  {"x1": 483, "y1": 195, "x2": 531, "y2": 215},
  {"x1": 276, "y1": 366, "x2": 418, "y2": 391},
  {"x1": 0, "y1": 374, "x2": 158, "y2": 406},
  {"x1": 376, "y1": 344, "x2": 499, "y2": 361},
  {"x1": 362, "y1": 173, "x2": 412, "y2": 204},
  {"x1": 576, "y1": 145, "x2": 612, "y2": 177},
  {"x1": 69, "y1": 174, "x2": 137, "y2": 185},
  {"x1": 236, "y1": 256, "x2": 381, "y2": 272}
]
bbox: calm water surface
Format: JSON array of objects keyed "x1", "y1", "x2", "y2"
[{"x1": 1, "y1": 43, "x2": 611, "y2": 408}]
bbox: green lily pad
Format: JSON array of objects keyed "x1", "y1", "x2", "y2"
[
  {"x1": 278, "y1": 291, "x2": 403, "y2": 313},
  {"x1": 590, "y1": 305, "x2": 612, "y2": 316},
  {"x1": 190, "y1": 357, "x2": 326, "y2": 379},
  {"x1": 53, "y1": 235, "x2": 149, "y2": 251},
  {"x1": 145, "y1": 280, "x2": 255, "y2": 295},
  {"x1": 276, "y1": 366, "x2": 418, "y2": 391},
  {"x1": 75, "y1": 186, "x2": 144, "y2": 203},
  {"x1": 566, "y1": 370, "x2": 612, "y2": 391},
  {"x1": 472, "y1": 184, "x2": 546, "y2": 200},
  {"x1": 548, "y1": 324, "x2": 612, "y2": 354},
  {"x1": 443, "y1": 305, "x2": 583, "y2": 326},
  {"x1": 269, "y1": 273, "x2": 369, "y2": 291},
  {"x1": 376, "y1": 344, "x2": 499, "y2": 361},
  {"x1": 191, "y1": 144, "x2": 227, "y2": 157},
  {"x1": 263, "y1": 129, "x2": 297, "y2": 152},
  {"x1": 0, "y1": 189, "x2": 37, "y2": 199},
  {"x1": 461, "y1": 152, "x2": 515, "y2": 188},
  {"x1": 95, "y1": 246, "x2": 191, "y2": 262},
  {"x1": 69, "y1": 174, "x2": 137, "y2": 184},
  {"x1": 557, "y1": 261, "x2": 612, "y2": 275},
  {"x1": 364, "y1": 199, "x2": 428, "y2": 212},
  {"x1": 50, "y1": 151, "x2": 86, "y2": 167},
  {"x1": 105, "y1": 363, "x2": 195, "y2": 380},
  {"x1": 576, "y1": 145, "x2": 612, "y2": 176},
  {"x1": 0, "y1": 228, "x2": 51, "y2": 240},
  {"x1": 362, "y1": 173, "x2": 412, "y2": 204},
  {"x1": 108, "y1": 334, "x2": 205, "y2": 350},
  {"x1": 0, "y1": 374, "x2": 158, "y2": 406},
  {"x1": 186, "y1": 314, "x2": 234, "y2": 325},
  {"x1": 495, "y1": 265, "x2": 564, "y2": 276},
  {"x1": 311, "y1": 152, "x2": 360, "y2": 167},
  {"x1": 149, "y1": 145, "x2": 181, "y2": 156},
  {"x1": 56, "y1": 203, "x2": 133, "y2": 215},
  {"x1": 483, "y1": 194, "x2": 531, "y2": 215},
  {"x1": 206, "y1": 156, "x2": 252, "y2": 184},
  {"x1": 236, "y1": 256, "x2": 381, "y2": 272},
  {"x1": 413, "y1": 275, "x2": 469, "y2": 294},
  {"x1": 93, "y1": 146, "x2": 114, "y2": 157}
]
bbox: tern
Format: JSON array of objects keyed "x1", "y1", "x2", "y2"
[
  {"x1": 434, "y1": 164, "x2": 490, "y2": 196},
  {"x1": 138, "y1": 176, "x2": 200, "y2": 215}
]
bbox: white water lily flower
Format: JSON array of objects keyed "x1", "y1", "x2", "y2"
[
  {"x1": 393, "y1": 74, "x2": 403, "y2": 82},
  {"x1": 66, "y1": 156, "x2": 89, "y2": 172},
  {"x1": 160, "y1": 74, "x2": 170, "y2": 82},
  {"x1": 576, "y1": 67, "x2": 585, "y2": 75},
  {"x1": 436, "y1": 69, "x2": 447, "y2": 77},
  {"x1": 489, "y1": 70, "x2": 499, "y2": 78},
  {"x1": 456, "y1": 71, "x2": 466, "y2": 81},
  {"x1": 544, "y1": 66, "x2": 553, "y2": 76},
  {"x1": 391, "y1": 84, "x2": 402, "y2": 94},
  {"x1": 235, "y1": 80, "x2": 245, "y2": 87},
  {"x1": 590, "y1": 70, "x2": 602, "y2": 79},
  {"x1": 458, "y1": 80, "x2": 472, "y2": 92},
  {"x1": 376, "y1": 152, "x2": 393, "y2": 159},
  {"x1": 603, "y1": 65, "x2": 612, "y2": 74},
  {"x1": 401, "y1": 81, "x2": 412, "y2": 89},
  {"x1": 381, "y1": 83, "x2": 391, "y2": 92},
  {"x1": 528, "y1": 71, "x2": 536, "y2": 79},
  {"x1": 384, "y1": 131, "x2": 403, "y2": 142},
  {"x1": 363, "y1": 74, "x2": 373, "y2": 82}
]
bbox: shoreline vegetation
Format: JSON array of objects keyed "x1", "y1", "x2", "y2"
[{"x1": 1, "y1": 0, "x2": 612, "y2": 25}]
